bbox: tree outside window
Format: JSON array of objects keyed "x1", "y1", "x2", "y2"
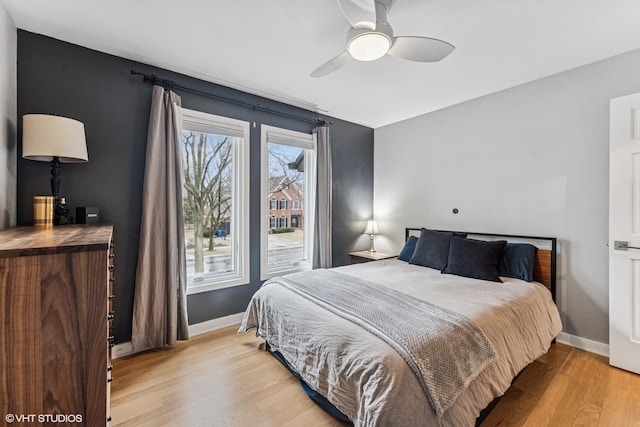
[
  {"x1": 181, "y1": 108, "x2": 249, "y2": 294},
  {"x1": 182, "y1": 131, "x2": 232, "y2": 276}
]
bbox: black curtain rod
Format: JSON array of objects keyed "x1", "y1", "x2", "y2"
[{"x1": 130, "y1": 70, "x2": 329, "y2": 127}]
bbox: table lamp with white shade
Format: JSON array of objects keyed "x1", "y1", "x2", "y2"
[
  {"x1": 22, "y1": 114, "x2": 88, "y2": 224},
  {"x1": 22, "y1": 114, "x2": 88, "y2": 197},
  {"x1": 364, "y1": 219, "x2": 380, "y2": 252}
]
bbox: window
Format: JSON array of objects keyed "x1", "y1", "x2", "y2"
[
  {"x1": 269, "y1": 199, "x2": 277, "y2": 210},
  {"x1": 180, "y1": 108, "x2": 250, "y2": 293},
  {"x1": 261, "y1": 125, "x2": 316, "y2": 279},
  {"x1": 269, "y1": 216, "x2": 276, "y2": 229},
  {"x1": 292, "y1": 199, "x2": 300, "y2": 210}
]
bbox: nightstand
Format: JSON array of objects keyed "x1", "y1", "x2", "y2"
[{"x1": 348, "y1": 250, "x2": 396, "y2": 264}]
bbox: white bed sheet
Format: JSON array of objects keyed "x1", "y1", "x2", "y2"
[{"x1": 240, "y1": 259, "x2": 562, "y2": 426}]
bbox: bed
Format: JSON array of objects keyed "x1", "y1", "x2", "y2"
[{"x1": 239, "y1": 228, "x2": 563, "y2": 426}]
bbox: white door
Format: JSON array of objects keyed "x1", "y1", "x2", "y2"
[{"x1": 610, "y1": 92, "x2": 640, "y2": 374}]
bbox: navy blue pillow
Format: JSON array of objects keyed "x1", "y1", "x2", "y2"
[
  {"x1": 443, "y1": 236, "x2": 507, "y2": 282},
  {"x1": 398, "y1": 236, "x2": 418, "y2": 262},
  {"x1": 409, "y1": 229, "x2": 467, "y2": 270},
  {"x1": 498, "y1": 243, "x2": 538, "y2": 282}
]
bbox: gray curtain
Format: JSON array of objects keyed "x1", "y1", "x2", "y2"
[
  {"x1": 131, "y1": 85, "x2": 189, "y2": 353},
  {"x1": 313, "y1": 124, "x2": 333, "y2": 268}
]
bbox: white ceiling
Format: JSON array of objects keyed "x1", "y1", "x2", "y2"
[{"x1": 3, "y1": 0, "x2": 640, "y2": 128}]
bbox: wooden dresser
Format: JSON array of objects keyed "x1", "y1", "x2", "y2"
[{"x1": 0, "y1": 224, "x2": 114, "y2": 426}]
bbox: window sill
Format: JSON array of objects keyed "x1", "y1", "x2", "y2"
[{"x1": 186, "y1": 276, "x2": 249, "y2": 295}]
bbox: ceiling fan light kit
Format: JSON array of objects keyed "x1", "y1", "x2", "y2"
[
  {"x1": 347, "y1": 31, "x2": 392, "y2": 61},
  {"x1": 311, "y1": 0, "x2": 455, "y2": 78}
]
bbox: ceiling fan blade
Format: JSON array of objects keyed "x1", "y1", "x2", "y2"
[
  {"x1": 337, "y1": 0, "x2": 376, "y2": 30},
  {"x1": 310, "y1": 51, "x2": 353, "y2": 78},
  {"x1": 387, "y1": 36, "x2": 455, "y2": 62}
]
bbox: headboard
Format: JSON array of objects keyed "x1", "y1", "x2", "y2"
[{"x1": 405, "y1": 228, "x2": 557, "y2": 301}]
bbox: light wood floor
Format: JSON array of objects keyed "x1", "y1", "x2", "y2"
[{"x1": 111, "y1": 326, "x2": 640, "y2": 427}]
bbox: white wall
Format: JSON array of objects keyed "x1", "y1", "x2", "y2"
[
  {"x1": 374, "y1": 48, "x2": 640, "y2": 345},
  {"x1": 0, "y1": 2, "x2": 16, "y2": 229}
]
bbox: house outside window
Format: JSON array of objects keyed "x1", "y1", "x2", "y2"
[{"x1": 261, "y1": 125, "x2": 316, "y2": 280}]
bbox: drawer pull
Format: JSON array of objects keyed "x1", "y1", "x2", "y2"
[
  {"x1": 107, "y1": 377, "x2": 113, "y2": 383},
  {"x1": 107, "y1": 365, "x2": 113, "y2": 372},
  {"x1": 108, "y1": 294, "x2": 115, "y2": 301},
  {"x1": 108, "y1": 254, "x2": 115, "y2": 259},
  {"x1": 108, "y1": 265, "x2": 115, "y2": 272},
  {"x1": 108, "y1": 311, "x2": 115, "y2": 321},
  {"x1": 110, "y1": 277, "x2": 116, "y2": 282},
  {"x1": 107, "y1": 416, "x2": 112, "y2": 423}
]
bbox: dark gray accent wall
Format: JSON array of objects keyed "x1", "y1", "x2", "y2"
[{"x1": 16, "y1": 31, "x2": 374, "y2": 342}]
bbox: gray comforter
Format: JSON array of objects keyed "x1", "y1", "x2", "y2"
[
  {"x1": 239, "y1": 260, "x2": 562, "y2": 426},
  {"x1": 263, "y1": 269, "x2": 498, "y2": 416}
]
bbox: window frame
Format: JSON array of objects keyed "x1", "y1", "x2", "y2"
[
  {"x1": 260, "y1": 125, "x2": 316, "y2": 280},
  {"x1": 180, "y1": 107, "x2": 250, "y2": 294}
]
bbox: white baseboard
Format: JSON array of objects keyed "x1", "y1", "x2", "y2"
[
  {"x1": 556, "y1": 332, "x2": 609, "y2": 357},
  {"x1": 112, "y1": 313, "x2": 244, "y2": 359},
  {"x1": 112, "y1": 341, "x2": 133, "y2": 359},
  {"x1": 187, "y1": 312, "x2": 244, "y2": 336}
]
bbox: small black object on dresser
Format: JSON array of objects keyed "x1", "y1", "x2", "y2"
[
  {"x1": 54, "y1": 197, "x2": 73, "y2": 225},
  {"x1": 76, "y1": 206, "x2": 100, "y2": 224}
]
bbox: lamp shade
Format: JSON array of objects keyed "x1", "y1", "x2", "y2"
[
  {"x1": 22, "y1": 114, "x2": 88, "y2": 163},
  {"x1": 364, "y1": 220, "x2": 379, "y2": 235}
]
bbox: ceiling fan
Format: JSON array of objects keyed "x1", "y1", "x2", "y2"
[{"x1": 310, "y1": 0, "x2": 455, "y2": 78}]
